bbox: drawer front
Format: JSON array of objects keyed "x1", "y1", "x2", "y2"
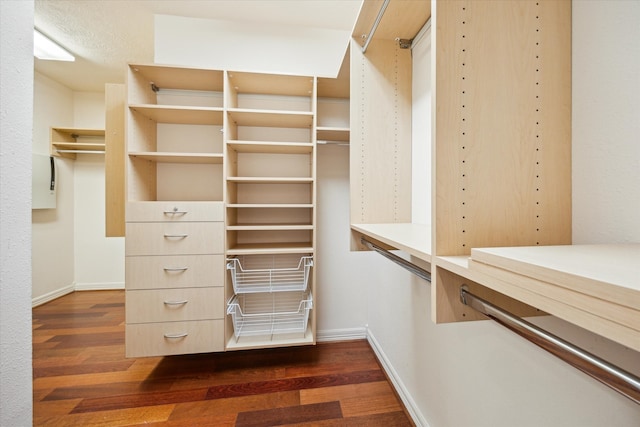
[
  {"x1": 126, "y1": 287, "x2": 224, "y2": 323},
  {"x1": 126, "y1": 254, "x2": 224, "y2": 290},
  {"x1": 126, "y1": 201, "x2": 224, "y2": 222},
  {"x1": 125, "y1": 319, "x2": 224, "y2": 357},
  {"x1": 126, "y1": 222, "x2": 224, "y2": 256}
]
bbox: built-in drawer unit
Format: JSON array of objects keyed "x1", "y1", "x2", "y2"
[
  {"x1": 125, "y1": 222, "x2": 224, "y2": 256},
  {"x1": 126, "y1": 287, "x2": 224, "y2": 323},
  {"x1": 125, "y1": 254, "x2": 224, "y2": 290},
  {"x1": 126, "y1": 201, "x2": 224, "y2": 222},
  {"x1": 125, "y1": 319, "x2": 224, "y2": 357}
]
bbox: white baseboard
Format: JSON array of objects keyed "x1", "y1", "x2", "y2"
[
  {"x1": 32, "y1": 283, "x2": 75, "y2": 307},
  {"x1": 367, "y1": 330, "x2": 429, "y2": 427},
  {"x1": 74, "y1": 282, "x2": 125, "y2": 291},
  {"x1": 316, "y1": 327, "x2": 367, "y2": 342},
  {"x1": 32, "y1": 282, "x2": 124, "y2": 307}
]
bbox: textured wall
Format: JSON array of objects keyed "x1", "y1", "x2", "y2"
[{"x1": 0, "y1": 1, "x2": 34, "y2": 425}]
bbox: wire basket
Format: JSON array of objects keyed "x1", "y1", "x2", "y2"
[
  {"x1": 226, "y1": 292, "x2": 313, "y2": 339},
  {"x1": 226, "y1": 254, "x2": 313, "y2": 293}
]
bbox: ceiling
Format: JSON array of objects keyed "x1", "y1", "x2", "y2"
[{"x1": 34, "y1": 0, "x2": 363, "y2": 92}]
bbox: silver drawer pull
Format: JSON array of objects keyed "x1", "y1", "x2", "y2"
[
  {"x1": 164, "y1": 208, "x2": 188, "y2": 215},
  {"x1": 163, "y1": 267, "x2": 188, "y2": 272},
  {"x1": 164, "y1": 332, "x2": 188, "y2": 339},
  {"x1": 164, "y1": 299, "x2": 188, "y2": 305},
  {"x1": 164, "y1": 233, "x2": 188, "y2": 238}
]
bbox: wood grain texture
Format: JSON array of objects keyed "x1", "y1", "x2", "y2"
[{"x1": 33, "y1": 291, "x2": 414, "y2": 426}]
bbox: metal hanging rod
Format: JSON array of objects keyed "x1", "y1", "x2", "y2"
[
  {"x1": 360, "y1": 237, "x2": 431, "y2": 282},
  {"x1": 460, "y1": 286, "x2": 640, "y2": 405},
  {"x1": 362, "y1": 0, "x2": 390, "y2": 53}
]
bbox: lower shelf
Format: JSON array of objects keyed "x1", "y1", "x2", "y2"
[{"x1": 227, "y1": 292, "x2": 313, "y2": 340}]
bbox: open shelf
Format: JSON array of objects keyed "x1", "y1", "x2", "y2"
[
  {"x1": 227, "y1": 203, "x2": 313, "y2": 209},
  {"x1": 129, "y1": 64, "x2": 224, "y2": 93},
  {"x1": 316, "y1": 126, "x2": 350, "y2": 143},
  {"x1": 351, "y1": 223, "x2": 431, "y2": 262},
  {"x1": 227, "y1": 141, "x2": 313, "y2": 154},
  {"x1": 227, "y1": 254, "x2": 313, "y2": 293},
  {"x1": 227, "y1": 177, "x2": 313, "y2": 184},
  {"x1": 50, "y1": 127, "x2": 106, "y2": 159},
  {"x1": 227, "y1": 243, "x2": 314, "y2": 256},
  {"x1": 130, "y1": 105, "x2": 223, "y2": 125},
  {"x1": 227, "y1": 71, "x2": 314, "y2": 97},
  {"x1": 129, "y1": 152, "x2": 223, "y2": 164},
  {"x1": 227, "y1": 109, "x2": 313, "y2": 128}
]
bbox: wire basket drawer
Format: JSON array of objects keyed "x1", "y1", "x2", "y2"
[
  {"x1": 226, "y1": 254, "x2": 313, "y2": 293},
  {"x1": 226, "y1": 292, "x2": 313, "y2": 339}
]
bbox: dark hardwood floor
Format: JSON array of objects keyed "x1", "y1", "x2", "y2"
[{"x1": 33, "y1": 290, "x2": 414, "y2": 426}]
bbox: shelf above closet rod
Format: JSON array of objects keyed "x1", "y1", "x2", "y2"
[
  {"x1": 361, "y1": 237, "x2": 431, "y2": 282},
  {"x1": 460, "y1": 286, "x2": 640, "y2": 405}
]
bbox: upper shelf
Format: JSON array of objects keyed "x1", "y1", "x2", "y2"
[
  {"x1": 351, "y1": 223, "x2": 431, "y2": 262},
  {"x1": 50, "y1": 127, "x2": 106, "y2": 159},
  {"x1": 227, "y1": 109, "x2": 313, "y2": 128},
  {"x1": 129, "y1": 63, "x2": 224, "y2": 92},
  {"x1": 129, "y1": 105, "x2": 224, "y2": 125},
  {"x1": 227, "y1": 71, "x2": 314, "y2": 97},
  {"x1": 435, "y1": 244, "x2": 640, "y2": 352}
]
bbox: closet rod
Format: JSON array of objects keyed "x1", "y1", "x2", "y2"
[
  {"x1": 460, "y1": 286, "x2": 640, "y2": 405},
  {"x1": 360, "y1": 237, "x2": 431, "y2": 282},
  {"x1": 362, "y1": 0, "x2": 390, "y2": 53}
]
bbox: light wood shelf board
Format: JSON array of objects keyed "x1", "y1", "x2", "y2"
[
  {"x1": 227, "y1": 177, "x2": 313, "y2": 184},
  {"x1": 227, "y1": 204, "x2": 313, "y2": 209},
  {"x1": 227, "y1": 108, "x2": 313, "y2": 128},
  {"x1": 52, "y1": 142, "x2": 106, "y2": 151},
  {"x1": 352, "y1": 0, "x2": 431, "y2": 46},
  {"x1": 129, "y1": 63, "x2": 224, "y2": 92},
  {"x1": 129, "y1": 104, "x2": 224, "y2": 125},
  {"x1": 316, "y1": 127, "x2": 350, "y2": 142},
  {"x1": 469, "y1": 244, "x2": 640, "y2": 310},
  {"x1": 129, "y1": 152, "x2": 223, "y2": 164},
  {"x1": 227, "y1": 140, "x2": 313, "y2": 154},
  {"x1": 351, "y1": 223, "x2": 431, "y2": 262},
  {"x1": 227, "y1": 243, "x2": 315, "y2": 256},
  {"x1": 225, "y1": 324, "x2": 314, "y2": 351},
  {"x1": 227, "y1": 72, "x2": 314, "y2": 97},
  {"x1": 227, "y1": 224, "x2": 313, "y2": 231}
]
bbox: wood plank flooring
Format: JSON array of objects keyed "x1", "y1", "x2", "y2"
[{"x1": 33, "y1": 290, "x2": 414, "y2": 426}]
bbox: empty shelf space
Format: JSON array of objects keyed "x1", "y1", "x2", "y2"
[
  {"x1": 227, "y1": 254, "x2": 313, "y2": 293},
  {"x1": 227, "y1": 177, "x2": 313, "y2": 184},
  {"x1": 129, "y1": 104, "x2": 224, "y2": 125},
  {"x1": 227, "y1": 292, "x2": 313, "y2": 339},
  {"x1": 52, "y1": 142, "x2": 106, "y2": 152},
  {"x1": 316, "y1": 126, "x2": 350, "y2": 142},
  {"x1": 129, "y1": 152, "x2": 223, "y2": 164},
  {"x1": 129, "y1": 64, "x2": 224, "y2": 92},
  {"x1": 227, "y1": 72, "x2": 314, "y2": 97},
  {"x1": 227, "y1": 224, "x2": 313, "y2": 231},
  {"x1": 227, "y1": 203, "x2": 313, "y2": 209},
  {"x1": 227, "y1": 242, "x2": 315, "y2": 256},
  {"x1": 227, "y1": 140, "x2": 314, "y2": 154},
  {"x1": 227, "y1": 109, "x2": 313, "y2": 128}
]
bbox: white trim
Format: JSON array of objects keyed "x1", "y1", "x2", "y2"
[
  {"x1": 74, "y1": 282, "x2": 124, "y2": 291},
  {"x1": 316, "y1": 327, "x2": 367, "y2": 342},
  {"x1": 367, "y1": 329, "x2": 429, "y2": 427},
  {"x1": 31, "y1": 283, "x2": 75, "y2": 307}
]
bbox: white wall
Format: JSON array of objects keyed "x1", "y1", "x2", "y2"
[
  {"x1": 32, "y1": 73, "x2": 75, "y2": 303},
  {"x1": 365, "y1": 2, "x2": 640, "y2": 426},
  {"x1": 0, "y1": 1, "x2": 34, "y2": 425},
  {"x1": 154, "y1": 14, "x2": 352, "y2": 78},
  {"x1": 572, "y1": 0, "x2": 640, "y2": 244}
]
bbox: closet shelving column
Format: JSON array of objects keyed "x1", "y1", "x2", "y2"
[
  {"x1": 224, "y1": 71, "x2": 317, "y2": 350},
  {"x1": 124, "y1": 64, "x2": 226, "y2": 357}
]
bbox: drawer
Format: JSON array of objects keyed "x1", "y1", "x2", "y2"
[
  {"x1": 125, "y1": 222, "x2": 224, "y2": 256},
  {"x1": 125, "y1": 319, "x2": 224, "y2": 357},
  {"x1": 126, "y1": 201, "x2": 224, "y2": 222},
  {"x1": 126, "y1": 255, "x2": 224, "y2": 290},
  {"x1": 126, "y1": 287, "x2": 224, "y2": 323}
]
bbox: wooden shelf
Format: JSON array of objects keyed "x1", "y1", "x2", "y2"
[
  {"x1": 129, "y1": 152, "x2": 223, "y2": 164},
  {"x1": 225, "y1": 323, "x2": 315, "y2": 351},
  {"x1": 227, "y1": 177, "x2": 313, "y2": 184},
  {"x1": 129, "y1": 64, "x2": 224, "y2": 92},
  {"x1": 227, "y1": 204, "x2": 313, "y2": 209},
  {"x1": 434, "y1": 244, "x2": 640, "y2": 352},
  {"x1": 227, "y1": 242, "x2": 315, "y2": 256},
  {"x1": 351, "y1": 223, "x2": 431, "y2": 262},
  {"x1": 227, "y1": 109, "x2": 313, "y2": 128},
  {"x1": 227, "y1": 224, "x2": 313, "y2": 231},
  {"x1": 227, "y1": 141, "x2": 313, "y2": 154},
  {"x1": 129, "y1": 104, "x2": 224, "y2": 125},
  {"x1": 316, "y1": 126, "x2": 350, "y2": 143},
  {"x1": 227, "y1": 71, "x2": 314, "y2": 97},
  {"x1": 50, "y1": 127, "x2": 106, "y2": 159}
]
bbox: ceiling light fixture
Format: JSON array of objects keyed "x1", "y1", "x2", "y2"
[{"x1": 34, "y1": 29, "x2": 75, "y2": 62}]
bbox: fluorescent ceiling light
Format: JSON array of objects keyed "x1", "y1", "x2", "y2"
[{"x1": 34, "y1": 29, "x2": 75, "y2": 62}]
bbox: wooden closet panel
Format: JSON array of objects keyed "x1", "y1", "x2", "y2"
[
  {"x1": 105, "y1": 83, "x2": 126, "y2": 237},
  {"x1": 433, "y1": 0, "x2": 571, "y2": 256},
  {"x1": 350, "y1": 38, "x2": 412, "y2": 232}
]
